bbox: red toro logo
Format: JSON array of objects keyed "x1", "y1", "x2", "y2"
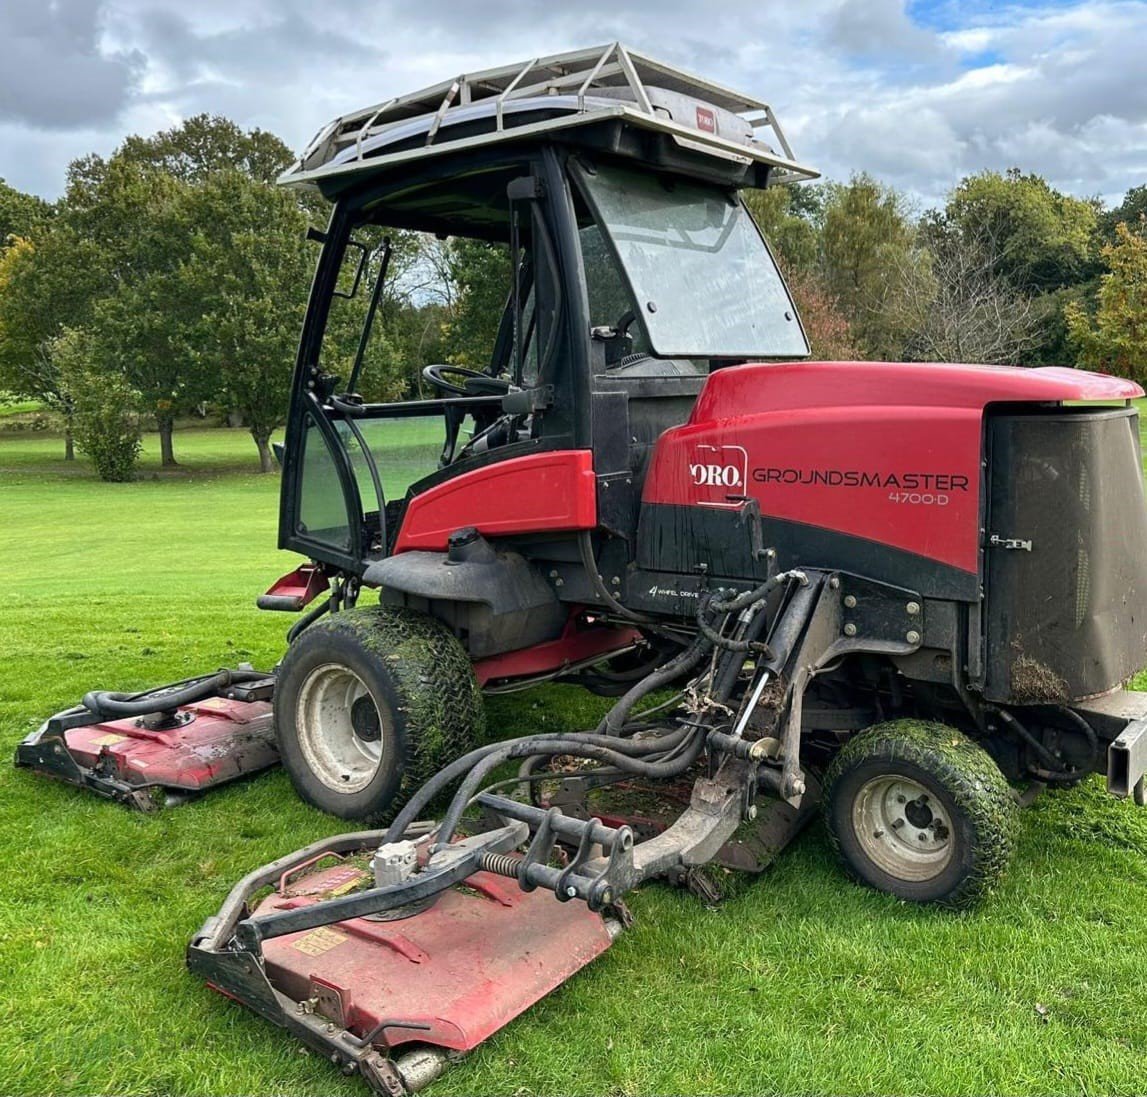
[
  {"x1": 689, "y1": 444, "x2": 747, "y2": 507},
  {"x1": 695, "y1": 106, "x2": 717, "y2": 134}
]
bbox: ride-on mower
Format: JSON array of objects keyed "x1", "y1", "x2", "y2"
[{"x1": 18, "y1": 43, "x2": 1147, "y2": 1093}]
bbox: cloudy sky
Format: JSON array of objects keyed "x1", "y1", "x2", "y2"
[{"x1": 2, "y1": 0, "x2": 1145, "y2": 208}]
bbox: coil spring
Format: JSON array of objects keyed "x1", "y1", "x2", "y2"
[{"x1": 479, "y1": 852, "x2": 523, "y2": 879}]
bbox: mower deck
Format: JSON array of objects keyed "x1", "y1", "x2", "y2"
[
  {"x1": 16, "y1": 693, "x2": 278, "y2": 809},
  {"x1": 255, "y1": 859, "x2": 617, "y2": 1053}
]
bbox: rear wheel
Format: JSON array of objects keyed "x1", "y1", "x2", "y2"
[
  {"x1": 274, "y1": 605, "x2": 484, "y2": 821},
  {"x1": 824, "y1": 720, "x2": 1017, "y2": 908}
]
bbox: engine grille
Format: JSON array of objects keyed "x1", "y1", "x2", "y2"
[{"x1": 984, "y1": 406, "x2": 1147, "y2": 703}]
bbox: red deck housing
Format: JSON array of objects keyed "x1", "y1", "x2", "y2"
[
  {"x1": 253, "y1": 862, "x2": 615, "y2": 1052},
  {"x1": 60, "y1": 698, "x2": 277, "y2": 791}
]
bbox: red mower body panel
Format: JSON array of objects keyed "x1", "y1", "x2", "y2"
[
  {"x1": 394, "y1": 450, "x2": 598, "y2": 553},
  {"x1": 251, "y1": 861, "x2": 615, "y2": 1053},
  {"x1": 53, "y1": 698, "x2": 276, "y2": 793},
  {"x1": 643, "y1": 361, "x2": 1144, "y2": 577}
]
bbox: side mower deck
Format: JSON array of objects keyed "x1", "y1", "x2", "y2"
[{"x1": 15, "y1": 673, "x2": 278, "y2": 809}]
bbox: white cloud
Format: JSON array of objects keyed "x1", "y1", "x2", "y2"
[{"x1": 0, "y1": 0, "x2": 1143, "y2": 210}]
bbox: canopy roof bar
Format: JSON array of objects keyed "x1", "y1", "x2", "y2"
[{"x1": 281, "y1": 43, "x2": 818, "y2": 189}]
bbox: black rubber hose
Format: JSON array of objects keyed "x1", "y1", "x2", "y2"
[
  {"x1": 384, "y1": 722, "x2": 697, "y2": 844},
  {"x1": 82, "y1": 668, "x2": 267, "y2": 719},
  {"x1": 994, "y1": 707, "x2": 1084, "y2": 779},
  {"x1": 433, "y1": 726, "x2": 707, "y2": 850},
  {"x1": 577, "y1": 531, "x2": 664, "y2": 628},
  {"x1": 286, "y1": 595, "x2": 332, "y2": 644},
  {"x1": 695, "y1": 571, "x2": 801, "y2": 654},
  {"x1": 598, "y1": 632, "x2": 713, "y2": 736},
  {"x1": 1056, "y1": 706, "x2": 1100, "y2": 774}
]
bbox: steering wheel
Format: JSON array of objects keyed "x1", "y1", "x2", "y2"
[{"x1": 422, "y1": 363, "x2": 512, "y2": 397}]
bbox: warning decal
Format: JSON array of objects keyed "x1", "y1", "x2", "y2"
[{"x1": 292, "y1": 926, "x2": 348, "y2": 957}]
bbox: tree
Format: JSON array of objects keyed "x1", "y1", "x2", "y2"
[
  {"x1": 894, "y1": 227, "x2": 1042, "y2": 364},
  {"x1": 1102, "y1": 185, "x2": 1147, "y2": 244},
  {"x1": 117, "y1": 114, "x2": 294, "y2": 184},
  {"x1": 0, "y1": 179, "x2": 51, "y2": 248},
  {"x1": 183, "y1": 171, "x2": 313, "y2": 471},
  {"x1": 783, "y1": 268, "x2": 859, "y2": 360},
  {"x1": 819, "y1": 174, "x2": 919, "y2": 358},
  {"x1": 943, "y1": 169, "x2": 1099, "y2": 294},
  {"x1": 743, "y1": 184, "x2": 820, "y2": 273},
  {"x1": 441, "y1": 239, "x2": 511, "y2": 370},
  {"x1": 1066, "y1": 222, "x2": 1147, "y2": 384},
  {"x1": 54, "y1": 327, "x2": 142, "y2": 481},
  {"x1": 0, "y1": 228, "x2": 106, "y2": 458}
]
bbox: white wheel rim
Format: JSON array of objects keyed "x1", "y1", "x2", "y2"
[
  {"x1": 295, "y1": 663, "x2": 387, "y2": 794},
  {"x1": 852, "y1": 775, "x2": 954, "y2": 882}
]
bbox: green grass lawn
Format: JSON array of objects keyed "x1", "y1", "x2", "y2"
[{"x1": 1, "y1": 426, "x2": 1145, "y2": 1096}]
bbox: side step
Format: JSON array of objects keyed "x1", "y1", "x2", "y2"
[{"x1": 15, "y1": 673, "x2": 278, "y2": 810}]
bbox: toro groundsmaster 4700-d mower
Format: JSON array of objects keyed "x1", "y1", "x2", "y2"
[{"x1": 18, "y1": 43, "x2": 1147, "y2": 1093}]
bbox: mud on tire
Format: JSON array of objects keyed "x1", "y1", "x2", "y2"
[
  {"x1": 273, "y1": 605, "x2": 485, "y2": 821},
  {"x1": 824, "y1": 719, "x2": 1018, "y2": 909}
]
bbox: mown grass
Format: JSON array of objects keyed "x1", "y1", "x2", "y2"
[{"x1": 1, "y1": 426, "x2": 1145, "y2": 1096}]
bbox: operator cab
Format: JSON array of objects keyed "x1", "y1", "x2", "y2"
[{"x1": 278, "y1": 44, "x2": 815, "y2": 578}]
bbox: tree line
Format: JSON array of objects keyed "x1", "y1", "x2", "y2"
[{"x1": 0, "y1": 114, "x2": 1143, "y2": 481}]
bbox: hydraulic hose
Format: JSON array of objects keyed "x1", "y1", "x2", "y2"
[
  {"x1": 432, "y1": 725, "x2": 708, "y2": 851},
  {"x1": 385, "y1": 722, "x2": 697, "y2": 846},
  {"x1": 695, "y1": 571, "x2": 803, "y2": 655},
  {"x1": 82, "y1": 668, "x2": 267, "y2": 719},
  {"x1": 577, "y1": 532, "x2": 664, "y2": 629},
  {"x1": 598, "y1": 631, "x2": 713, "y2": 736},
  {"x1": 994, "y1": 706, "x2": 1096, "y2": 781}
]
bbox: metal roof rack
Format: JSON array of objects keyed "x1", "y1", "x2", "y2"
[{"x1": 281, "y1": 43, "x2": 818, "y2": 190}]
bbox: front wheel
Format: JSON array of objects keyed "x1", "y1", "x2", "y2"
[
  {"x1": 824, "y1": 720, "x2": 1018, "y2": 908},
  {"x1": 273, "y1": 605, "x2": 484, "y2": 821}
]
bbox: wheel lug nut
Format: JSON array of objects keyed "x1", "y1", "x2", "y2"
[
  {"x1": 873, "y1": 828, "x2": 885, "y2": 839},
  {"x1": 897, "y1": 795, "x2": 906, "y2": 804},
  {"x1": 917, "y1": 833, "x2": 927, "y2": 842},
  {"x1": 891, "y1": 818, "x2": 905, "y2": 829}
]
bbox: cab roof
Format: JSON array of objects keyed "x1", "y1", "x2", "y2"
[{"x1": 280, "y1": 43, "x2": 818, "y2": 197}]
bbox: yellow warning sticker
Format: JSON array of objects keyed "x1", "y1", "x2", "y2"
[
  {"x1": 293, "y1": 926, "x2": 348, "y2": 957},
  {"x1": 328, "y1": 874, "x2": 364, "y2": 897},
  {"x1": 92, "y1": 733, "x2": 127, "y2": 747}
]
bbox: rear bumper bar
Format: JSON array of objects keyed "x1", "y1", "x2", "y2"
[
  {"x1": 1069, "y1": 690, "x2": 1147, "y2": 804},
  {"x1": 1108, "y1": 719, "x2": 1147, "y2": 802}
]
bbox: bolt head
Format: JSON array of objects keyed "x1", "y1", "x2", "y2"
[
  {"x1": 565, "y1": 885, "x2": 577, "y2": 898},
  {"x1": 843, "y1": 623, "x2": 858, "y2": 637},
  {"x1": 906, "y1": 630, "x2": 921, "y2": 644},
  {"x1": 906, "y1": 601, "x2": 921, "y2": 615},
  {"x1": 829, "y1": 576, "x2": 841, "y2": 589},
  {"x1": 747, "y1": 804, "x2": 758, "y2": 821},
  {"x1": 843, "y1": 594, "x2": 857, "y2": 608}
]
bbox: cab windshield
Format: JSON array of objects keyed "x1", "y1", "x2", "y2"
[{"x1": 577, "y1": 163, "x2": 808, "y2": 359}]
